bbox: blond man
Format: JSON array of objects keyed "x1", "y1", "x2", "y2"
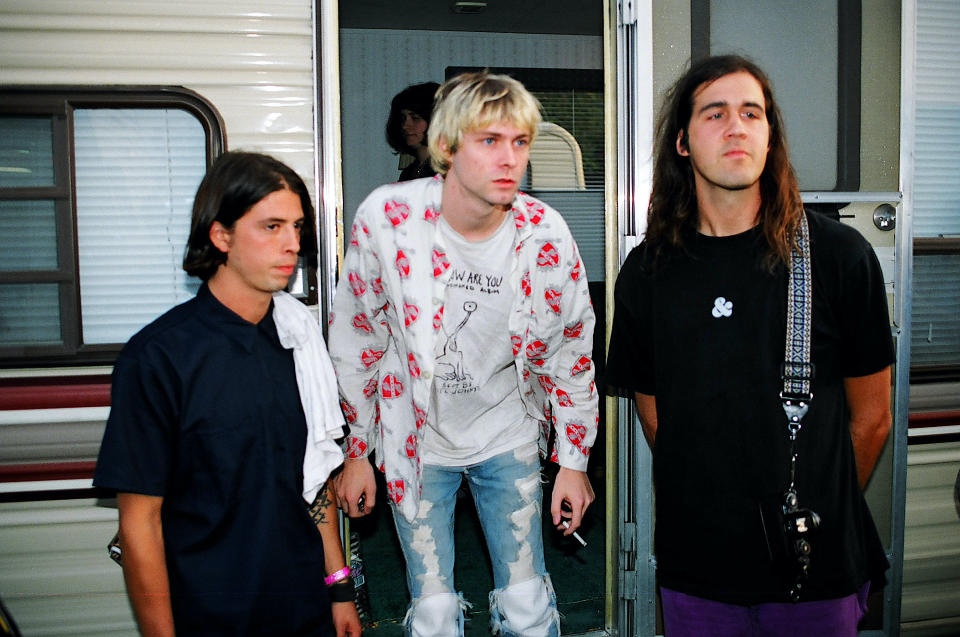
[{"x1": 329, "y1": 72, "x2": 598, "y2": 636}]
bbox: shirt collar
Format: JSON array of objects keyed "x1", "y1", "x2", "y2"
[
  {"x1": 430, "y1": 174, "x2": 532, "y2": 243},
  {"x1": 195, "y1": 283, "x2": 273, "y2": 354}
]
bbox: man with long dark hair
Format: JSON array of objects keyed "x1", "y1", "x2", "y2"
[
  {"x1": 95, "y1": 152, "x2": 361, "y2": 636},
  {"x1": 606, "y1": 56, "x2": 893, "y2": 635}
]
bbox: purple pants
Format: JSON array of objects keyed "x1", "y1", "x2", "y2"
[{"x1": 660, "y1": 583, "x2": 870, "y2": 637}]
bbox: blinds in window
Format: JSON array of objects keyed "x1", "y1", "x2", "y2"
[
  {"x1": 912, "y1": 254, "x2": 960, "y2": 367},
  {"x1": 0, "y1": 200, "x2": 58, "y2": 271},
  {"x1": 74, "y1": 109, "x2": 204, "y2": 345},
  {"x1": 914, "y1": 0, "x2": 960, "y2": 237},
  {"x1": 527, "y1": 89, "x2": 605, "y2": 282},
  {"x1": 911, "y1": 0, "x2": 960, "y2": 369}
]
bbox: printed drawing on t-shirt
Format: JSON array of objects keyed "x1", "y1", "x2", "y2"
[{"x1": 436, "y1": 301, "x2": 477, "y2": 383}]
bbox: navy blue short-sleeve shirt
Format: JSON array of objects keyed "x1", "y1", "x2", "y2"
[{"x1": 95, "y1": 284, "x2": 333, "y2": 636}]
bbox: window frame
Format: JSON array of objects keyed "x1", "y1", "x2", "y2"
[
  {"x1": 908, "y1": 0, "x2": 960, "y2": 383},
  {"x1": 0, "y1": 86, "x2": 225, "y2": 368}
]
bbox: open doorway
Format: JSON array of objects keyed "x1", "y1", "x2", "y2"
[{"x1": 333, "y1": 1, "x2": 610, "y2": 634}]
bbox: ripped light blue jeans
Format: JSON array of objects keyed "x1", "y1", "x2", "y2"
[{"x1": 391, "y1": 442, "x2": 560, "y2": 637}]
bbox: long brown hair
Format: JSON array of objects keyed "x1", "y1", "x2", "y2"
[{"x1": 646, "y1": 55, "x2": 802, "y2": 269}]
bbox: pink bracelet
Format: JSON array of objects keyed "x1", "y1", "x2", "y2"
[{"x1": 324, "y1": 566, "x2": 351, "y2": 586}]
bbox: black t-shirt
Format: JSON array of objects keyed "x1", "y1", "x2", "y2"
[
  {"x1": 94, "y1": 285, "x2": 333, "y2": 636},
  {"x1": 605, "y1": 212, "x2": 894, "y2": 604},
  {"x1": 399, "y1": 158, "x2": 436, "y2": 182}
]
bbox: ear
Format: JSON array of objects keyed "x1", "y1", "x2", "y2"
[
  {"x1": 437, "y1": 135, "x2": 454, "y2": 161},
  {"x1": 209, "y1": 221, "x2": 232, "y2": 254},
  {"x1": 676, "y1": 129, "x2": 689, "y2": 157}
]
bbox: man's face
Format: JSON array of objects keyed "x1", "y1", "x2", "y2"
[
  {"x1": 210, "y1": 187, "x2": 304, "y2": 298},
  {"x1": 678, "y1": 71, "x2": 770, "y2": 195},
  {"x1": 444, "y1": 120, "x2": 531, "y2": 211}
]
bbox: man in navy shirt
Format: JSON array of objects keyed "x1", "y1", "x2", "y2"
[{"x1": 95, "y1": 152, "x2": 361, "y2": 636}]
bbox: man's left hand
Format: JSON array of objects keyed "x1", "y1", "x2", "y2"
[{"x1": 551, "y1": 467, "x2": 595, "y2": 535}]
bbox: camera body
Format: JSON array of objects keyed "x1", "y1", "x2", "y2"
[{"x1": 759, "y1": 489, "x2": 822, "y2": 600}]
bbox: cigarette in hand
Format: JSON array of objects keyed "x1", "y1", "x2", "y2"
[{"x1": 562, "y1": 520, "x2": 587, "y2": 547}]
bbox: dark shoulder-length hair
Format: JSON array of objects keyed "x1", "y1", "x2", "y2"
[
  {"x1": 647, "y1": 55, "x2": 803, "y2": 269},
  {"x1": 385, "y1": 82, "x2": 440, "y2": 154},
  {"x1": 182, "y1": 151, "x2": 317, "y2": 281}
]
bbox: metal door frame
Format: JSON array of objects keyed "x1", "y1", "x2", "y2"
[{"x1": 613, "y1": 0, "x2": 657, "y2": 634}]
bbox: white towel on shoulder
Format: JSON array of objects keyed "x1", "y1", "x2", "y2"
[{"x1": 272, "y1": 291, "x2": 345, "y2": 504}]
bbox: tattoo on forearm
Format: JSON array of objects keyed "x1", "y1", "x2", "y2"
[{"x1": 308, "y1": 483, "x2": 332, "y2": 525}]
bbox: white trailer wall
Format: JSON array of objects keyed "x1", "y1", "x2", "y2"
[
  {"x1": 0, "y1": 2, "x2": 317, "y2": 634},
  {"x1": 0, "y1": 0, "x2": 317, "y2": 184}
]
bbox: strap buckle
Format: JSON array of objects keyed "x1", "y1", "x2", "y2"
[
  {"x1": 780, "y1": 393, "x2": 811, "y2": 428},
  {"x1": 780, "y1": 360, "x2": 815, "y2": 385}
]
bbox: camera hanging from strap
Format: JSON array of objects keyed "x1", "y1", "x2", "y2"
[{"x1": 778, "y1": 209, "x2": 822, "y2": 602}]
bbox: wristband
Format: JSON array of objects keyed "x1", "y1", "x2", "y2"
[
  {"x1": 327, "y1": 578, "x2": 355, "y2": 603},
  {"x1": 324, "y1": 566, "x2": 351, "y2": 586}
]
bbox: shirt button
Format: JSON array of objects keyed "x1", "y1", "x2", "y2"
[{"x1": 422, "y1": 370, "x2": 432, "y2": 380}]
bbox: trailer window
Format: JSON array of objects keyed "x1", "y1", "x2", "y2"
[
  {"x1": 0, "y1": 89, "x2": 223, "y2": 366},
  {"x1": 911, "y1": 1, "x2": 960, "y2": 381}
]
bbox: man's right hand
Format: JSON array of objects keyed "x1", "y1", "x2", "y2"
[{"x1": 334, "y1": 457, "x2": 376, "y2": 517}]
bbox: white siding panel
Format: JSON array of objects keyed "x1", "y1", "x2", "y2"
[
  {"x1": 0, "y1": 499, "x2": 134, "y2": 636},
  {"x1": 0, "y1": 0, "x2": 317, "y2": 189},
  {"x1": 910, "y1": 382, "x2": 960, "y2": 412},
  {"x1": 0, "y1": 407, "x2": 107, "y2": 464},
  {"x1": 902, "y1": 441, "x2": 960, "y2": 632}
]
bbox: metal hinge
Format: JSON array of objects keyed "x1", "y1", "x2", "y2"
[
  {"x1": 619, "y1": 0, "x2": 638, "y2": 26},
  {"x1": 619, "y1": 521, "x2": 639, "y2": 600}
]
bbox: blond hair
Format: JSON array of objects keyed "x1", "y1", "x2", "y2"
[{"x1": 428, "y1": 70, "x2": 542, "y2": 175}]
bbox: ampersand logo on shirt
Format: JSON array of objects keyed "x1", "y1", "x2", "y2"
[{"x1": 711, "y1": 296, "x2": 733, "y2": 318}]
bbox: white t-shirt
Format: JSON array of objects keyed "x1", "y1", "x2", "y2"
[{"x1": 421, "y1": 213, "x2": 538, "y2": 465}]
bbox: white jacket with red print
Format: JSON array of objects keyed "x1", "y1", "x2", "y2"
[{"x1": 328, "y1": 176, "x2": 598, "y2": 522}]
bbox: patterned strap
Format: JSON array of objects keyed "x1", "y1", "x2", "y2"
[
  {"x1": 782, "y1": 211, "x2": 813, "y2": 401},
  {"x1": 780, "y1": 211, "x2": 816, "y2": 602},
  {"x1": 781, "y1": 211, "x2": 813, "y2": 436}
]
